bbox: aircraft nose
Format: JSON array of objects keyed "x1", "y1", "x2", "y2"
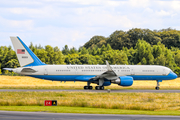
[{"x1": 171, "y1": 72, "x2": 178, "y2": 79}]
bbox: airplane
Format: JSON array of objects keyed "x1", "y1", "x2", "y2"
[{"x1": 3, "y1": 36, "x2": 178, "y2": 90}]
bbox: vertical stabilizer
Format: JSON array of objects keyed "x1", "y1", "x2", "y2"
[{"x1": 10, "y1": 36, "x2": 46, "y2": 67}]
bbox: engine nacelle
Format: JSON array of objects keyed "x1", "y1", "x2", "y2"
[
  {"x1": 111, "y1": 76, "x2": 133, "y2": 86},
  {"x1": 102, "y1": 81, "x2": 111, "y2": 86}
]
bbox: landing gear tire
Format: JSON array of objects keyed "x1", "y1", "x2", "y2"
[
  {"x1": 84, "y1": 86, "x2": 93, "y2": 90},
  {"x1": 84, "y1": 86, "x2": 89, "y2": 90},
  {"x1": 155, "y1": 80, "x2": 161, "y2": 90},
  {"x1": 95, "y1": 86, "x2": 100, "y2": 90},
  {"x1": 100, "y1": 86, "x2": 104, "y2": 90},
  {"x1": 88, "y1": 86, "x2": 93, "y2": 90},
  {"x1": 155, "y1": 87, "x2": 159, "y2": 90},
  {"x1": 95, "y1": 86, "x2": 104, "y2": 90}
]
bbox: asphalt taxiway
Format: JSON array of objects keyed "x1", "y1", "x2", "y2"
[
  {"x1": 0, "y1": 111, "x2": 180, "y2": 120},
  {"x1": 0, "y1": 89, "x2": 180, "y2": 93}
]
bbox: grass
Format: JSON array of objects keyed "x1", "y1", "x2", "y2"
[
  {"x1": 0, "y1": 76, "x2": 180, "y2": 89},
  {"x1": 0, "y1": 76, "x2": 180, "y2": 115},
  {"x1": 0, "y1": 106, "x2": 180, "y2": 115},
  {"x1": 0, "y1": 91, "x2": 180, "y2": 111}
]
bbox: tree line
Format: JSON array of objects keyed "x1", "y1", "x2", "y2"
[
  {"x1": 0, "y1": 28, "x2": 180, "y2": 76},
  {"x1": 84, "y1": 28, "x2": 180, "y2": 50}
]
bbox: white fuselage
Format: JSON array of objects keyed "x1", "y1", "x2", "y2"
[{"x1": 13, "y1": 64, "x2": 175, "y2": 81}]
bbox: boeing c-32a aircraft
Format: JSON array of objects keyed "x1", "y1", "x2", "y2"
[{"x1": 4, "y1": 36, "x2": 178, "y2": 90}]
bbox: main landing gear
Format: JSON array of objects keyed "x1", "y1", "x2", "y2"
[
  {"x1": 95, "y1": 86, "x2": 104, "y2": 90},
  {"x1": 84, "y1": 81, "x2": 93, "y2": 90},
  {"x1": 84, "y1": 81, "x2": 105, "y2": 90},
  {"x1": 84, "y1": 86, "x2": 93, "y2": 90},
  {"x1": 155, "y1": 80, "x2": 162, "y2": 90},
  {"x1": 84, "y1": 86, "x2": 104, "y2": 90},
  {"x1": 95, "y1": 78, "x2": 104, "y2": 90}
]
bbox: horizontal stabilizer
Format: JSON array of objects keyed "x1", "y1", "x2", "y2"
[{"x1": 3, "y1": 68, "x2": 14, "y2": 72}]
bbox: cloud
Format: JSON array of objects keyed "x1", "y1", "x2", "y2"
[
  {"x1": 0, "y1": 0, "x2": 180, "y2": 49},
  {"x1": 171, "y1": 1, "x2": 180, "y2": 11},
  {"x1": 6, "y1": 6, "x2": 59, "y2": 19},
  {"x1": 129, "y1": 0, "x2": 150, "y2": 8},
  {"x1": 0, "y1": 16, "x2": 34, "y2": 31},
  {"x1": 156, "y1": 10, "x2": 171, "y2": 16}
]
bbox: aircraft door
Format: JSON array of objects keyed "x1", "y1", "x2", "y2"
[
  {"x1": 75, "y1": 67, "x2": 78, "y2": 75},
  {"x1": 44, "y1": 67, "x2": 48, "y2": 75},
  {"x1": 131, "y1": 69, "x2": 135, "y2": 75},
  {"x1": 163, "y1": 69, "x2": 166, "y2": 75}
]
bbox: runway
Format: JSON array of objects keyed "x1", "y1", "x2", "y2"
[
  {"x1": 0, "y1": 111, "x2": 180, "y2": 120},
  {"x1": 0, "y1": 89, "x2": 180, "y2": 93}
]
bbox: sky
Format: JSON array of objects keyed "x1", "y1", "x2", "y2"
[{"x1": 0, "y1": 0, "x2": 180, "y2": 50}]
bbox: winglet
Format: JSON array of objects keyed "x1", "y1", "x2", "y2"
[{"x1": 106, "y1": 60, "x2": 112, "y2": 71}]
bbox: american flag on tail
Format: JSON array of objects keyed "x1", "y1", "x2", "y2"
[{"x1": 17, "y1": 49, "x2": 25, "y2": 54}]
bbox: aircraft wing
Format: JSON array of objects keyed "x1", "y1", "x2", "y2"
[{"x1": 90, "y1": 61, "x2": 118, "y2": 81}]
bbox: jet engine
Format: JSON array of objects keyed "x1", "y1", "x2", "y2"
[
  {"x1": 102, "y1": 81, "x2": 111, "y2": 86},
  {"x1": 111, "y1": 76, "x2": 133, "y2": 86}
]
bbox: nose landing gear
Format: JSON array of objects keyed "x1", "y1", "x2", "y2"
[
  {"x1": 155, "y1": 80, "x2": 162, "y2": 90},
  {"x1": 155, "y1": 86, "x2": 159, "y2": 90}
]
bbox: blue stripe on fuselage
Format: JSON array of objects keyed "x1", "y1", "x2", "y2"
[
  {"x1": 29, "y1": 75, "x2": 96, "y2": 81},
  {"x1": 130, "y1": 71, "x2": 177, "y2": 80},
  {"x1": 29, "y1": 71, "x2": 177, "y2": 81}
]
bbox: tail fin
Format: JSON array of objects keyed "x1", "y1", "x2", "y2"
[{"x1": 10, "y1": 36, "x2": 46, "y2": 67}]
